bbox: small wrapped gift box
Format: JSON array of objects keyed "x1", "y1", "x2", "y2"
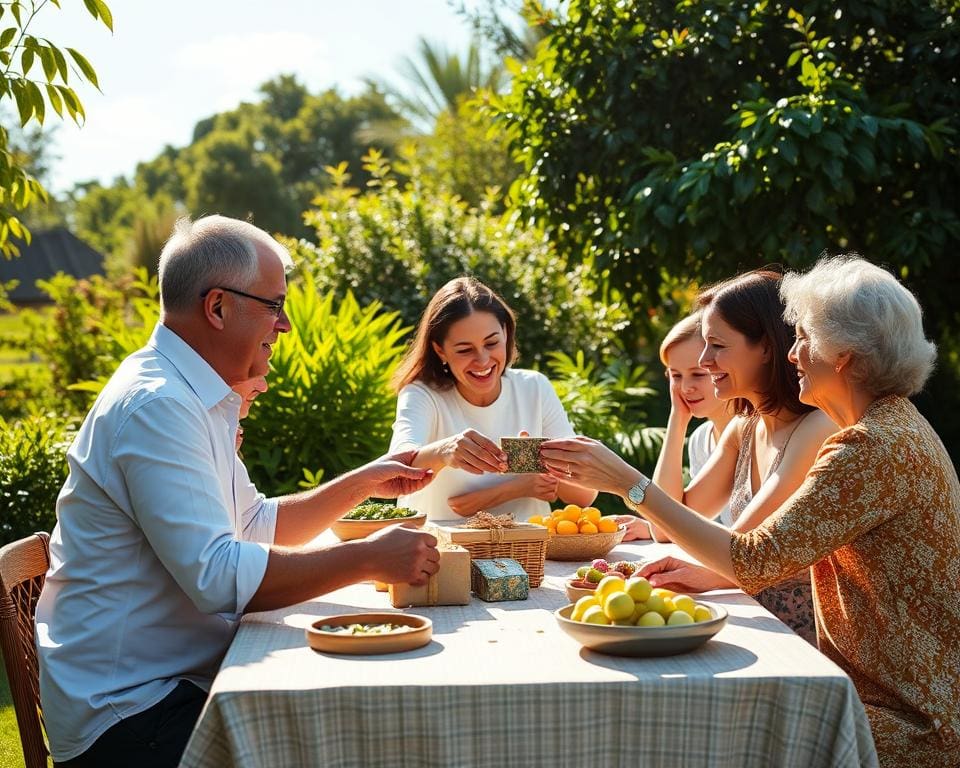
[
  {"x1": 389, "y1": 545, "x2": 471, "y2": 608},
  {"x1": 470, "y1": 558, "x2": 529, "y2": 602}
]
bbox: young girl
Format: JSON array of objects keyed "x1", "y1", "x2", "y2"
[{"x1": 619, "y1": 313, "x2": 732, "y2": 540}]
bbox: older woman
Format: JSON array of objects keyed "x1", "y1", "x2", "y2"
[{"x1": 541, "y1": 256, "x2": 960, "y2": 767}]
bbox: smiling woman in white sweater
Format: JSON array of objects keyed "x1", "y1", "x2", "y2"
[{"x1": 389, "y1": 277, "x2": 597, "y2": 521}]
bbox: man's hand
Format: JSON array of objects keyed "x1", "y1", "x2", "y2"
[
  {"x1": 636, "y1": 556, "x2": 734, "y2": 593},
  {"x1": 361, "y1": 526, "x2": 440, "y2": 585},
  {"x1": 363, "y1": 450, "x2": 435, "y2": 498}
]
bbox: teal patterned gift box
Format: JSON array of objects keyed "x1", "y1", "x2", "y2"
[{"x1": 470, "y1": 558, "x2": 529, "y2": 602}]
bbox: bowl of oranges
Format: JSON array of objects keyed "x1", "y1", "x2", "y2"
[{"x1": 529, "y1": 505, "x2": 626, "y2": 561}]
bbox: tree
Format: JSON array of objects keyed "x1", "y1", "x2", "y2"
[
  {"x1": 493, "y1": 0, "x2": 960, "y2": 453},
  {"x1": 0, "y1": 0, "x2": 113, "y2": 256},
  {"x1": 376, "y1": 37, "x2": 505, "y2": 131},
  {"x1": 68, "y1": 76, "x2": 407, "y2": 245}
]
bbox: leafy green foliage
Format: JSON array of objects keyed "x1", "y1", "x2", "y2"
[
  {"x1": 23, "y1": 270, "x2": 158, "y2": 412},
  {"x1": 547, "y1": 349, "x2": 663, "y2": 473},
  {"x1": 493, "y1": 0, "x2": 959, "y2": 312},
  {"x1": 375, "y1": 37, "x2": 505, "y2": 132},
  {"x1": 409, "y1": 95, "x2": 523, "y2": 210},
  {"x1": 74, "y1": 76, "x2": 408, "y2": 246},
  {"x1": 300, "y1": 148, "x2": 628, "y2": 367},
  {"x1": 241, "y1": 278, "x2": 410, "y2": 494},
  {"x1": 0, "y1": 0, "x2": 112, "y2": 255},
  {"x1": 0, "y1": 411, "x2": 77, "y2": 545},
  {"x1": 493, "y1": 0, "x2": 960, "y2": 454}
]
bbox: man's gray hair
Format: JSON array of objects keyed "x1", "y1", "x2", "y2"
[
  {"x1": 781, "y1": 254, "x2": 937, "y2": 397},
  {"x1": 158, "y1": 215, "x2": 293, "y2": 313}
]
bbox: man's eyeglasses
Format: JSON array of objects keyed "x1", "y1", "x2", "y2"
[{"x1": 200, "y1": 286, "x2": 285, "y2": 318}]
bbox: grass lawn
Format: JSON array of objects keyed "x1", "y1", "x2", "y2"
[{"x1": 0, "y1": 656, "x2": 26, "y2": 768}]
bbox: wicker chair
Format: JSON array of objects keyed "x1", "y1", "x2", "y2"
[{"x1": 0, "y1": 532, "x2": 51, "y2": 768}]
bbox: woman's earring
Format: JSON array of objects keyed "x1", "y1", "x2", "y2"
[{"x1": 442, "y1": 362, "x2": 450, "y2": 374}]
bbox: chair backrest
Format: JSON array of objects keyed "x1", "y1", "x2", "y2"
[{"x1": 0, "y1": 532, "x2": 51, "y2": 768}]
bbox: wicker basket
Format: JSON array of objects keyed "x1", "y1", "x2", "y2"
[
  {"x1": 545, "y1": 525, "x2": 627, "y2": 562},
  {"x1": 431, "y1": 522, "x2": 548, "y2": 588}
]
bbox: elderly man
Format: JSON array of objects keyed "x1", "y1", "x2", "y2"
[{"x1": 36, "y1": 215, "x2": 440, "y2": 767}]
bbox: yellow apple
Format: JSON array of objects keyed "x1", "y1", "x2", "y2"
[
  {"x1": 667, "y1": 610, "x2": 694, "y2": 626},
  {"x1": 636, "y1": 611, "x2": 666, "y2": 627},
  {"x1": 625, "y1": 576, "x2": 652, "y2": 603},
  {"x1": 602, "y1": 591, "x2": 636, "y2": 621},
  {"x1": 582, "y1": 605, "x2": 611, "y2": 625}
]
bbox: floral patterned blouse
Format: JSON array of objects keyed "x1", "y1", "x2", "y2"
[{"x1": 731, "y1": 396, "x2": 960, "y2": 767}]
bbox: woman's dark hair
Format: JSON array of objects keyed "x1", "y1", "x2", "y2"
[
  {"x1": 391, "y1": 277, "x2": 517, "y2": 392},
  {"x1": 697, "y1": 269, "x2": 812, "y2": 417}
]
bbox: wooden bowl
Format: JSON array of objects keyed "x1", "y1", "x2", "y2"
[
  {"x1": 555, "y1": 602, "x2": 728, "y2": 657},
  {"x1": 330, "y1": 512, "x2": 427, "y2": 541},
  {"x1": 306, "y1": 612, "x2": 432, "y2": 655},
  {"x1": 546, "y1": 525, "x2": 627, "y2": 561}
]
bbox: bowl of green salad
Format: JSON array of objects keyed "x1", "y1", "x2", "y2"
[{"x1": 330, "y1": 502, "x2": 427, "y2": 541}]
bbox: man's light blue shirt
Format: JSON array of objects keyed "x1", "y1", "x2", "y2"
[{"x1": 36, "y1": 323, "x2": 277, "y2": 761}]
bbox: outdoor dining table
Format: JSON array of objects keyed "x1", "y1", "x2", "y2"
[{"x1": 179, "y1": 536, "x2": 878, "y2": 768}]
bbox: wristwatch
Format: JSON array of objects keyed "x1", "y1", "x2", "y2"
[{"x1": 623, "y1": 475, "x2": 652, "y2": 512}]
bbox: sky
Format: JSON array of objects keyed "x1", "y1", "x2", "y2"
[{"x1": 29, "y1": 0, "x2": 475, "y2": 193}]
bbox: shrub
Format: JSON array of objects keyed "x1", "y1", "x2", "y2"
[
  {"x1": 547, "y1": 350, "x2": 665, "y2": 515},
  {"x1": 241, "y1": 278, "x2": 409, "y2": 495},
  {"x1": 0, "y1": 412, "x2": 77, "y2": 545},
  {"x1": 24, "y1": 270, "x2": 159, "y2": 413},
  {"x1": 297, "y1": 149, "x2": 628, "y2": 368}
]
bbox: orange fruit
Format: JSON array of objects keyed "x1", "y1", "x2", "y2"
[
  {"x1": 546, "y1": 519, "x2": 558, "y2": 533},
  {"x1": 578, "y1": 521, "x2": 598, "y2": 535},
  {"x1": 561, "y1": 508, "x2": 581, "y2": 523},
  {"x1": 550, "y1": 508, "x2": 563, "y2": 520},
  {"x1": 582, "y1": 506, "x2": 602, "y2": 524},
  {"x1": 556, "y1": 520, "x2": 579, "y2": 536},
  {"x1": 528, "y1": 515, "x2": 544, "y2": 526},
  {"x1": 597, "y1": 517, "x2": 619, "y2": 533},
  {"x1": 563, "y1": 503, "x2": 582, "y2": 516}
]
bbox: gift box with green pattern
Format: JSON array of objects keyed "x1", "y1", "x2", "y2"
[{"x1": 470, "y1": 558, "x2": 529, "y2": 602}]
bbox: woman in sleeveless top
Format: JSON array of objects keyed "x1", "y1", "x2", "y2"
[{"x1": 630, "y1": 270, "x2": 836, "y2": 644}]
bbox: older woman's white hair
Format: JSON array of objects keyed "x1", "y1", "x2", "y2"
[{"x1": 780, "y1": 254, "x2": 937, "y2": 397}]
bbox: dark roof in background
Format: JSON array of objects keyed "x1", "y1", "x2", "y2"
[{"x1": 0, "y1": 227, "x2": 105, "y2": 304}]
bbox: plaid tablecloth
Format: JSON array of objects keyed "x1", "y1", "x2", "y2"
[{"x1": 180, "y1": 539, "x2": 878, "y2": 768}]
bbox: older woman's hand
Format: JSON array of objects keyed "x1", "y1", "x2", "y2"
[
  {"x1": 637, "y1": 556, "x2": 735, "y2": 593},
  {"x1": 614, "y1": 514, "x2": 653, "y2": 541},
  {"x1": 539, "y1": 436, "x2": 641, "y2": 495}
]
